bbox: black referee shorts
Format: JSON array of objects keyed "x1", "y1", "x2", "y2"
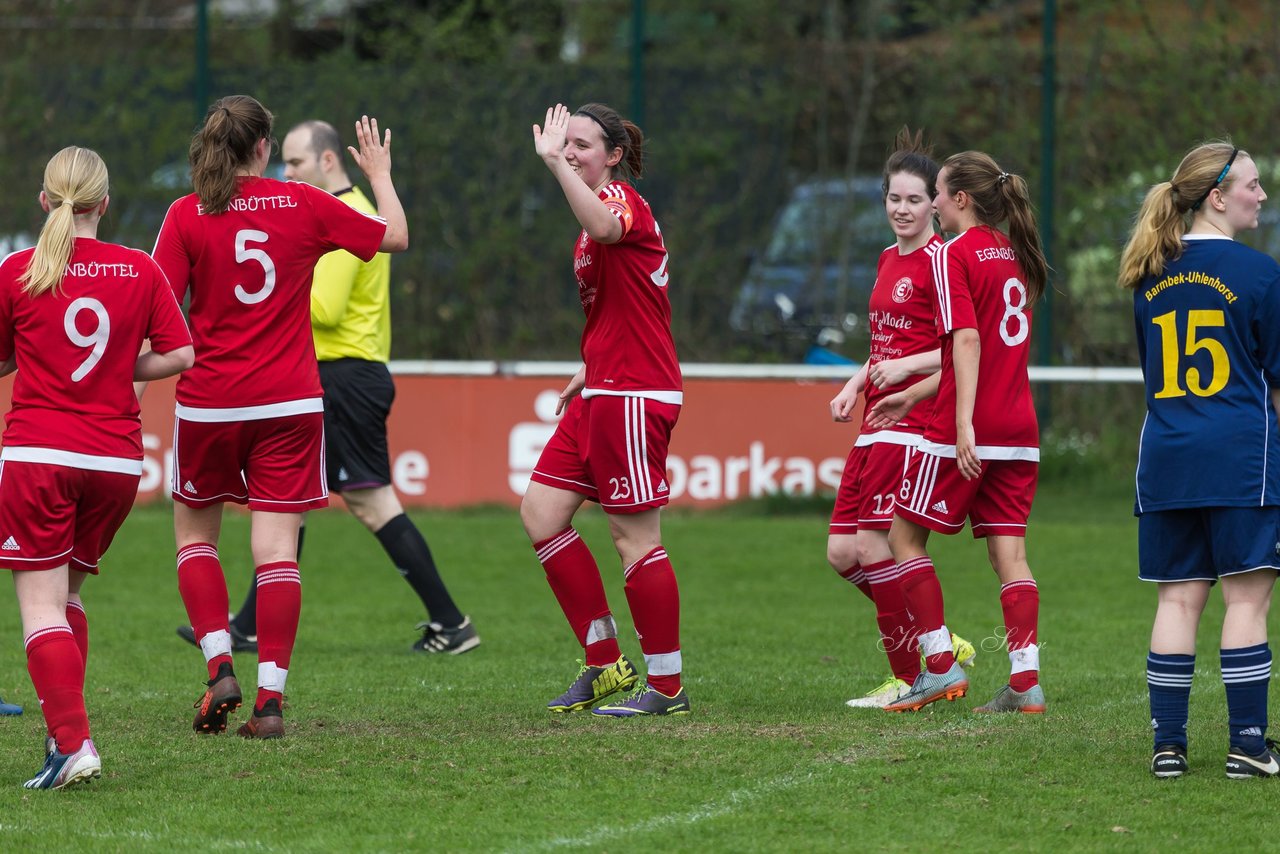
[{"x1": 318, "y1": 358, "x2": 395, "y2": 492}]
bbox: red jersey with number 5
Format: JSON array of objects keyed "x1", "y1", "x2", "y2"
[
  {"x1": 152, "y1": 176, "x2": 386, "y2": 409},
  {"x1": 0, "y1": 239, "x2": 191, "y2": 458},
  {"x1": 927, "y1": 225, "x2": 1038, "y2": 456},
  {"x1": 574, "y1": 181, "x2": 681, "y2": 402}
]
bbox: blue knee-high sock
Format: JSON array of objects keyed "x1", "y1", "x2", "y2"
[
  {"x1": 1147, "y1": 652, "x2": 1195, "y2": 751},
  {"x1": 1222, "y1": 643, "x2": 1271, "y2": 756}
]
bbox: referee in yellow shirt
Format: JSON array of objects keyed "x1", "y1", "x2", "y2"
[{"x1": 177, "y1": 120, "x2": 478, "y2": 654}]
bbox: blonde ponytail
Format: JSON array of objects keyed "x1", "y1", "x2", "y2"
[
  {"x1": 20, "y1": 146, "x2": 109, "y2": 297},
  {"x1": 1118, "y1": 141, "x2": 1242, "y2": 290}
]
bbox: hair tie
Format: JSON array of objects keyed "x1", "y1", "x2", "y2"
[
  {"x1": 1191, "y1": 147, "x2": 1239, "y2": 211},
  {"x1": 997, "y1": 172, "x2": 1010, "y2": 185}
]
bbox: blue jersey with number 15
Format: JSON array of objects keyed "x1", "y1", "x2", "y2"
[{"x1": 1134, "y1": 235, "x2": 1280, "y2": 513}]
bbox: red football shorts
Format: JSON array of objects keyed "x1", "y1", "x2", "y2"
[
  {"x1": 530, "y1": 394, "x2": 680, "y2": 514},
  {"x1": 829, "y1": 440, "x2": 919, "y2": 535},
  {"x1": 895, "y1": 452, "x2": 1038, "y2": 538},
  {"x1": 0, "y1": 460, "x2": 139, "y2": 574},
  {"x1": 172, "y1": 413, "x2": 328, "y2": 513}
]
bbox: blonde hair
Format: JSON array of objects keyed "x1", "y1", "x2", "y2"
[
  {"x1": 190, "y1": 94, "x2": 275, "y2": 215},
  {"x1": 1117, "y1": 141, "x2": 1243, "y2": 290},
  {"x1": 942, "y1": 151, "x2": 1050, "y2": 305},
  {"x1": 20, "y1": 146, "x2": 109, "y2": 297}
]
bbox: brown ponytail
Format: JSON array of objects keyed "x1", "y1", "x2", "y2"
[
  {"x1": 942, "y1": 151, "x2": 1049, "y2": 305},
  {"x1": 189, "y1": 95, "x2": 275, "y2": 214},
  {"x1": 21, "y1": 146, "x2": 109, "y2": 297}
]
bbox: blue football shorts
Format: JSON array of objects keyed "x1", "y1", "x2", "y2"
[{"x1": 1138, "y1": 506, "x2": 1280, "y2": 583}]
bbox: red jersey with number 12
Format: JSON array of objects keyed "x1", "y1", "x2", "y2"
[
  {"x1": 861, "y1": 235, "x2": 943, "y2": 434},
  {"x1": 927, "y1": 225, "x2": 1038, "y2": 456},
  {"x1": 153, "y1": 176, "x2": 386, "y2": 409},
  {"x1": 574, "y1": 181, "x2": 681, "y2": 401},
  {"x1": 0, "y1": 239, "x2": 191, "y2": 458}
]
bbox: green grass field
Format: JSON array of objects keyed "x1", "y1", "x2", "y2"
[{"x1": 0, "y1": 482, "x2": 1273, "y2": 852}]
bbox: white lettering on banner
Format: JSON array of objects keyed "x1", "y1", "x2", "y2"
[
  {"x1": 393, "y1": 452, "x2": 428, "y2": 495},
  {"x1": 139, "y1": 432, "x2": 430, "y2": 498},
  {"x1": 506, "y1": 392, "x2": 843, "y2": 503},
  {"x1": 139, "y1": 433, "x2": 173, "y2": 495},
  {"x1": 664, "y1": 443, "x2": 844, "y2": 501},
  {"x1": 508, "y1": 391, "x2": 564, "y2": 496}
]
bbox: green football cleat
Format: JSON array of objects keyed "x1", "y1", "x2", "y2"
[
  {"x1": 845, "y1": 675, "x2": 912, "y2": 708},
  {"x1": 918, "y1": 633, "x2": 977, "y2": 671},
  {"x1": 547, "y1": 656, "x2": 639, "y2": 712}
]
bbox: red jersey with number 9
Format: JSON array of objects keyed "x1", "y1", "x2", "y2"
[
  {"x1": 573, "y1": 181, "x2": 681, "y2": 401},
  {"x1": 0, "y1": 239, "x2": 191, "y2": 458},
  {"x1": 927, "y1": 225, "x2": 1038, "y2": 455},
  {"x1": 153, "y1": 176, "x2": 386, "y2": 409}
]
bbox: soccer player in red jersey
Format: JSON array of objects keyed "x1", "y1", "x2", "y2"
[
  {"x1": 523, "y1": 102, "x2": 689, "y2": 716},
  {"x1": 827, "y1": 129, "x2": 977, "y2": 709},
  {"x1": 153, "y1": 96, "x2": 408, "y2": 738},
  {"x1": 0, "y1": 146, "x2": 194, "y2": 788},
  {"x1": 882, "y1": 151, "x2": 1049, "y2": 714}
]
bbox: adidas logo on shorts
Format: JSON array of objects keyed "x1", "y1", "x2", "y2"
[
  {"x1": 657, "y1": 479, "x2": 668, "y2": 493},
  {"x1": 1, "y1": 536, "x2": 19, "y2": 551},
  {"x1": 931, "y1": 499, "x2": 950, "y2": 514},
  {"x1": 338, "y1": 467, "x2": 349, "y2": 482},
  {"x1": 184, "y1": 481, "x2": 198, "y2": 495}
]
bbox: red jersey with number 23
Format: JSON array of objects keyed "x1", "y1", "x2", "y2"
[
  {"x1": 574, "y1": 181, "x2": 681, "y2": 402},
  {"x1": 152, "y1": 176, "x2": 386, "y2": 410},
  {"x1": 860, "y1": 235, "x2": 943, "y2": 435},
  {"x1": 0, "y1": 239, "x2": 191, "y2": 458},
  {"x1": 927, "y1": 225, "x2": 1038, "y2": 457}
]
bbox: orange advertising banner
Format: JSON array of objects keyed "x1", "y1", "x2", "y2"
[{"x1": 4, "y1": 373, "x2": 864, "y2": 509}]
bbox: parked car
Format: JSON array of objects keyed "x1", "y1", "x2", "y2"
[{"x1": 729, "y1": 177, "x2": 889, "y2": 355}]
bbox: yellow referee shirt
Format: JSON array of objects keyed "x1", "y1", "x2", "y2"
[{"x1": 310, "y1": 186, "x2": 391, "y2": 363}]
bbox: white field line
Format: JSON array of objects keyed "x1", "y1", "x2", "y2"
[{"x1": 527, "y1": 768, "x2": 829, "y2": 851}]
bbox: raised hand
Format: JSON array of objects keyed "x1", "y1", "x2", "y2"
[
  {"x1": 533, "y1": 104, "x2": 570, "y2": 165},
  {"x1": 348, "y1": 115, "x2": 392, "y2": 181}
]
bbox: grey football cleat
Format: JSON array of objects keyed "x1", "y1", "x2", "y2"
[
  {"x1": 592, "y1": 683, "x2": 691, "y2": 717},
  {"x1": 974, "y1": 683, "x2": 1046, "y2": 714},
  {"x1": 883, "y1": 663, "x2": 969, "y2": 712}
]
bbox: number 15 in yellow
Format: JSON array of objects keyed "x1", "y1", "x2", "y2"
[{"x1": 1151, "y1": 309, "x2": 1230, "y2": 398}]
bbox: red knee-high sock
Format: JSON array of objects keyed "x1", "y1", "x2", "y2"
[
  {"x1": 835, "y1": 562, "x2": 874, "y2": 603},
  {"x1": 254, "y1": 561, "x2": 301, "y2": 711},
  {"x1": 864, "y1": 559, "x2": 919, "y2": 684},
  {"x1": 1000, "y1": 579, "x2": 1040, "y2": 691},
  {"x1": 897, "y1": 555, "x2": 954, "y2": 674},
  {"x1": 534, "y1": 528, "x2": 620, "y2": 667},
  {"x1": 25, "y1": 626, "x2": 90, "y2": 754},
  {"x1": 177, "y1": 543, "x2": 232, "y2": 680},
  {"x1": 623, "y1": 546, "x2": 682, "y2": 696},
  {"x1": 65, "y1": 600, "x2": 89, "y2": 668}
]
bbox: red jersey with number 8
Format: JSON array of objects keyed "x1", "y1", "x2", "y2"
[
  {"x1": 153, "y1": 176, "x2": 386, "y2": 409},
  {"x1": 574, "y1": 181, "x2": 681, "y2": 401},
  {"x1": 0, "y1": 239, "x2": 191, "y2": 458},
  {"x1": 927, "y1": 225, "x2": 1038, "y2": 455}
]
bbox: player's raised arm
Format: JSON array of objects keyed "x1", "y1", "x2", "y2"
[{"x1": 348, "y1": 115, "x2": 408, "y2": 252}]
